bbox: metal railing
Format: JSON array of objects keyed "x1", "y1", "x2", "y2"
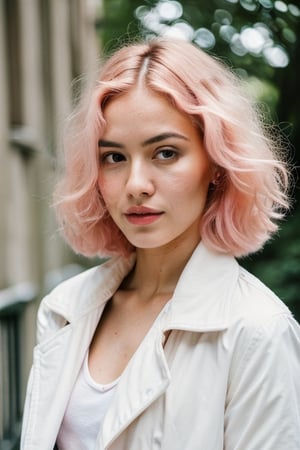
[
  {"x1": 0, "y1": 283, "x2": 37, "y2": 450},
  {"x1": 0, "y1": 264, "x2": 84, "y2": 450}
]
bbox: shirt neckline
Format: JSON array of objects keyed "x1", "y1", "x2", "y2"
[{"x1": 83, "y1": 351, "x2": 120, "y2": 393}]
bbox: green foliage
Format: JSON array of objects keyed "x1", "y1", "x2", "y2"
[
  {"x1": 242, "y1": 209, "x2": 300, "y2": 321},
  {"x1": 101, "y1": 0, "x2": 300, "y2": 321},
  {"x1": 101, "y1": 1, "x2": 299, "y2": 73},
  {"x1": 100, "y1": 0, "x2": 142, "y2": 51}
]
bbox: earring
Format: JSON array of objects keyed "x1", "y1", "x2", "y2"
[{"x1": 211, "y1": 171, "x2": 221, "y2": 185}]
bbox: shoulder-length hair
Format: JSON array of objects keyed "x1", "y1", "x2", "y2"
[{"x1": 54, "y1": 38, "x2": 290, "y2": 258}]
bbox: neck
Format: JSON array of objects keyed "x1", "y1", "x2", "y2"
[{"x1": 123, "y1": 232, "x2": 201, "y2": 301}]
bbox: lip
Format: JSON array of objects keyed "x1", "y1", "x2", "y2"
[
  {"x1": 125, "y1": 206, "x2": 162, "y2": 215},
  {"x1": 124, "y1": 206, "x2": 164, "y2": 225}
]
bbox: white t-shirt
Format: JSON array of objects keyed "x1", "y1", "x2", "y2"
[{"x1": 56, "y1": 351, "x2": 119, "y2": 450}]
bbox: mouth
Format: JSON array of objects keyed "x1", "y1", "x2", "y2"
[{"x1": 124, "y1": 207, "x2": 164, "y2": 225}]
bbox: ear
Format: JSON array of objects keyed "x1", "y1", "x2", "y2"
[{"x1": 211, "y1": 167, "x2": 221, "y2": 185}]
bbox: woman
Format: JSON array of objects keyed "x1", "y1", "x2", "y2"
[{"x1": 21, "y1": 39, "x2": 300, "y2": 449}]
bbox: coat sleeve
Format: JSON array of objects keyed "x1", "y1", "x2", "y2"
[{"x1": 224, "y1": 313, "x2": 300, "y2": 449}]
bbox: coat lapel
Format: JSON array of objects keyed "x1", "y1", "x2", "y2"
[
  {"x1": 29, "y1": 307, "x2": 103, "y2": 449},
  {"x1": 101, "y1": 312, "x2": 171, "y2": 449}
]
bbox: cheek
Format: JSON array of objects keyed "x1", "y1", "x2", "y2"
[
  {"x1": 168, "y1": 164, "x2": 211, "y2": 198},
  {"x1": 97, "y1": 175, "x2": 112, "y2": 206}
]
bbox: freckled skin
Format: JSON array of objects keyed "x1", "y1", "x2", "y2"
[{"x1": 98, "y1": 87, "x2": 213, "y2": 252}]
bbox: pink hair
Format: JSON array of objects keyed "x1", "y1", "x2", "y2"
[{"x1": 54, "y1": 38, "x2": 290, "y2": 258}]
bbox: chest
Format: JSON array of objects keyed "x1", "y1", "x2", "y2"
[{"x1": 88, "y1": 293, "x2": 171, "y2": 384}]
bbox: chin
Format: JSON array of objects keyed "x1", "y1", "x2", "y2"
[{"x1": 127, "y1": 236, "x2": 175, "y2": 250}]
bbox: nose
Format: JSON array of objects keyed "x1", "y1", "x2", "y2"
[{"x1": 126, "y1": 160, "x2": 155, "y2": 199}]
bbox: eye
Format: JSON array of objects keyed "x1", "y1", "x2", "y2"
[
  {"x1": 101, "y1": 152, "x2": 126, "y2": 164},
  {"x1": 156, "y1": 148, "x2": 178, "y2": 160}
]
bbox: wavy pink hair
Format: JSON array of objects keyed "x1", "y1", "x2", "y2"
[{"x1": 54, "y1": 38, "x2": 290, "y2": 258}]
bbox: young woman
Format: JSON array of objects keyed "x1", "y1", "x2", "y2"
[{"x1": 21, "y1": 38, "x2": 300, "y2": 450}]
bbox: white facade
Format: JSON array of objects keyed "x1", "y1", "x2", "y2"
[{"x1": 0, "y1": 0, "x2": 101, "y2": 445}]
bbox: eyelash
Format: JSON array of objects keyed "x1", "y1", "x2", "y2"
[
  {"x1": 100, "y1": 152, "x2": 125, "y2": 164},
  {"x1": 100, "y1": 147, "x2": 179, "y2": 164},
  {"x1": 156, "y1": 148, "x2": 178, "y2": 160}
]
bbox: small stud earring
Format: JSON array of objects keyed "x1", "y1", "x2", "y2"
[{"x1": 211, "y1": 171, "x2": 221, "y2": 185}]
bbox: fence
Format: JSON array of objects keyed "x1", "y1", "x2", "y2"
[
  {"x1": 0, "y1": 283, "x2": 37, "y2": 450},
  {"x1": 0, "y1": 264, "x2": 84, "y2": 449}
]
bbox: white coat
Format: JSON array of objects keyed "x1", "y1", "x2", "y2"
[{"x1": 21, "y1": 243, "x2": 300, "y2": 449}]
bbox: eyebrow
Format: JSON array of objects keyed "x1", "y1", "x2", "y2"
[
  {"x1": 98, "y1": 132, "x2": 189, "y2": 148},
  {"x1": 98, "y1": 139, "x2": 123, "y2": 148},
  {"x1": 142, "y1": 132, "x2": 189, "y2": 146}
]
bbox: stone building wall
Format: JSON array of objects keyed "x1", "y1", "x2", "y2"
[{"x1": 0, "y1": 1, "x2": 101, "y2": 445}]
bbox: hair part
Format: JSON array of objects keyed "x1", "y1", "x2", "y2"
[{"x1": 54, "y1": 38, "x2": 290, "y2": 258}]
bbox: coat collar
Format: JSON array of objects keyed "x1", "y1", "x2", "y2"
[
  {"x1": 164, "y1": 243, "x2": 239, "y2": 332},
  {"x1": 44, "y1": 242, "x2": 238, "y2": 333},
  {"x1": 43, "y1": 253, "x2": 136, "y2": 323}
]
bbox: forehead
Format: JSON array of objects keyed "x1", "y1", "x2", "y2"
[
  {"x1": 102, "y1": 86, "x2": 198, "y2": 139},
  {"x1": 103, "y1": 86, "x2": 173, "y2": 115}
]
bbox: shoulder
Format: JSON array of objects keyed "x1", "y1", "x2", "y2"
[
  {"x1": 232, "y1": 265, "x2": 292, "y2": 325},
  {"x1": 227, "y1": 265, "x2": 300, "y2": 372}
]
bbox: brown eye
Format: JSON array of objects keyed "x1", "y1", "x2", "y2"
[{"x1": 101, "y1": 152, "x2": 126, "y2": 164}]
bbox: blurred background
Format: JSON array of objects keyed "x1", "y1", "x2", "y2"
[{"x1": 0, "y1": 0, "x2": 299, "y2": 448}]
